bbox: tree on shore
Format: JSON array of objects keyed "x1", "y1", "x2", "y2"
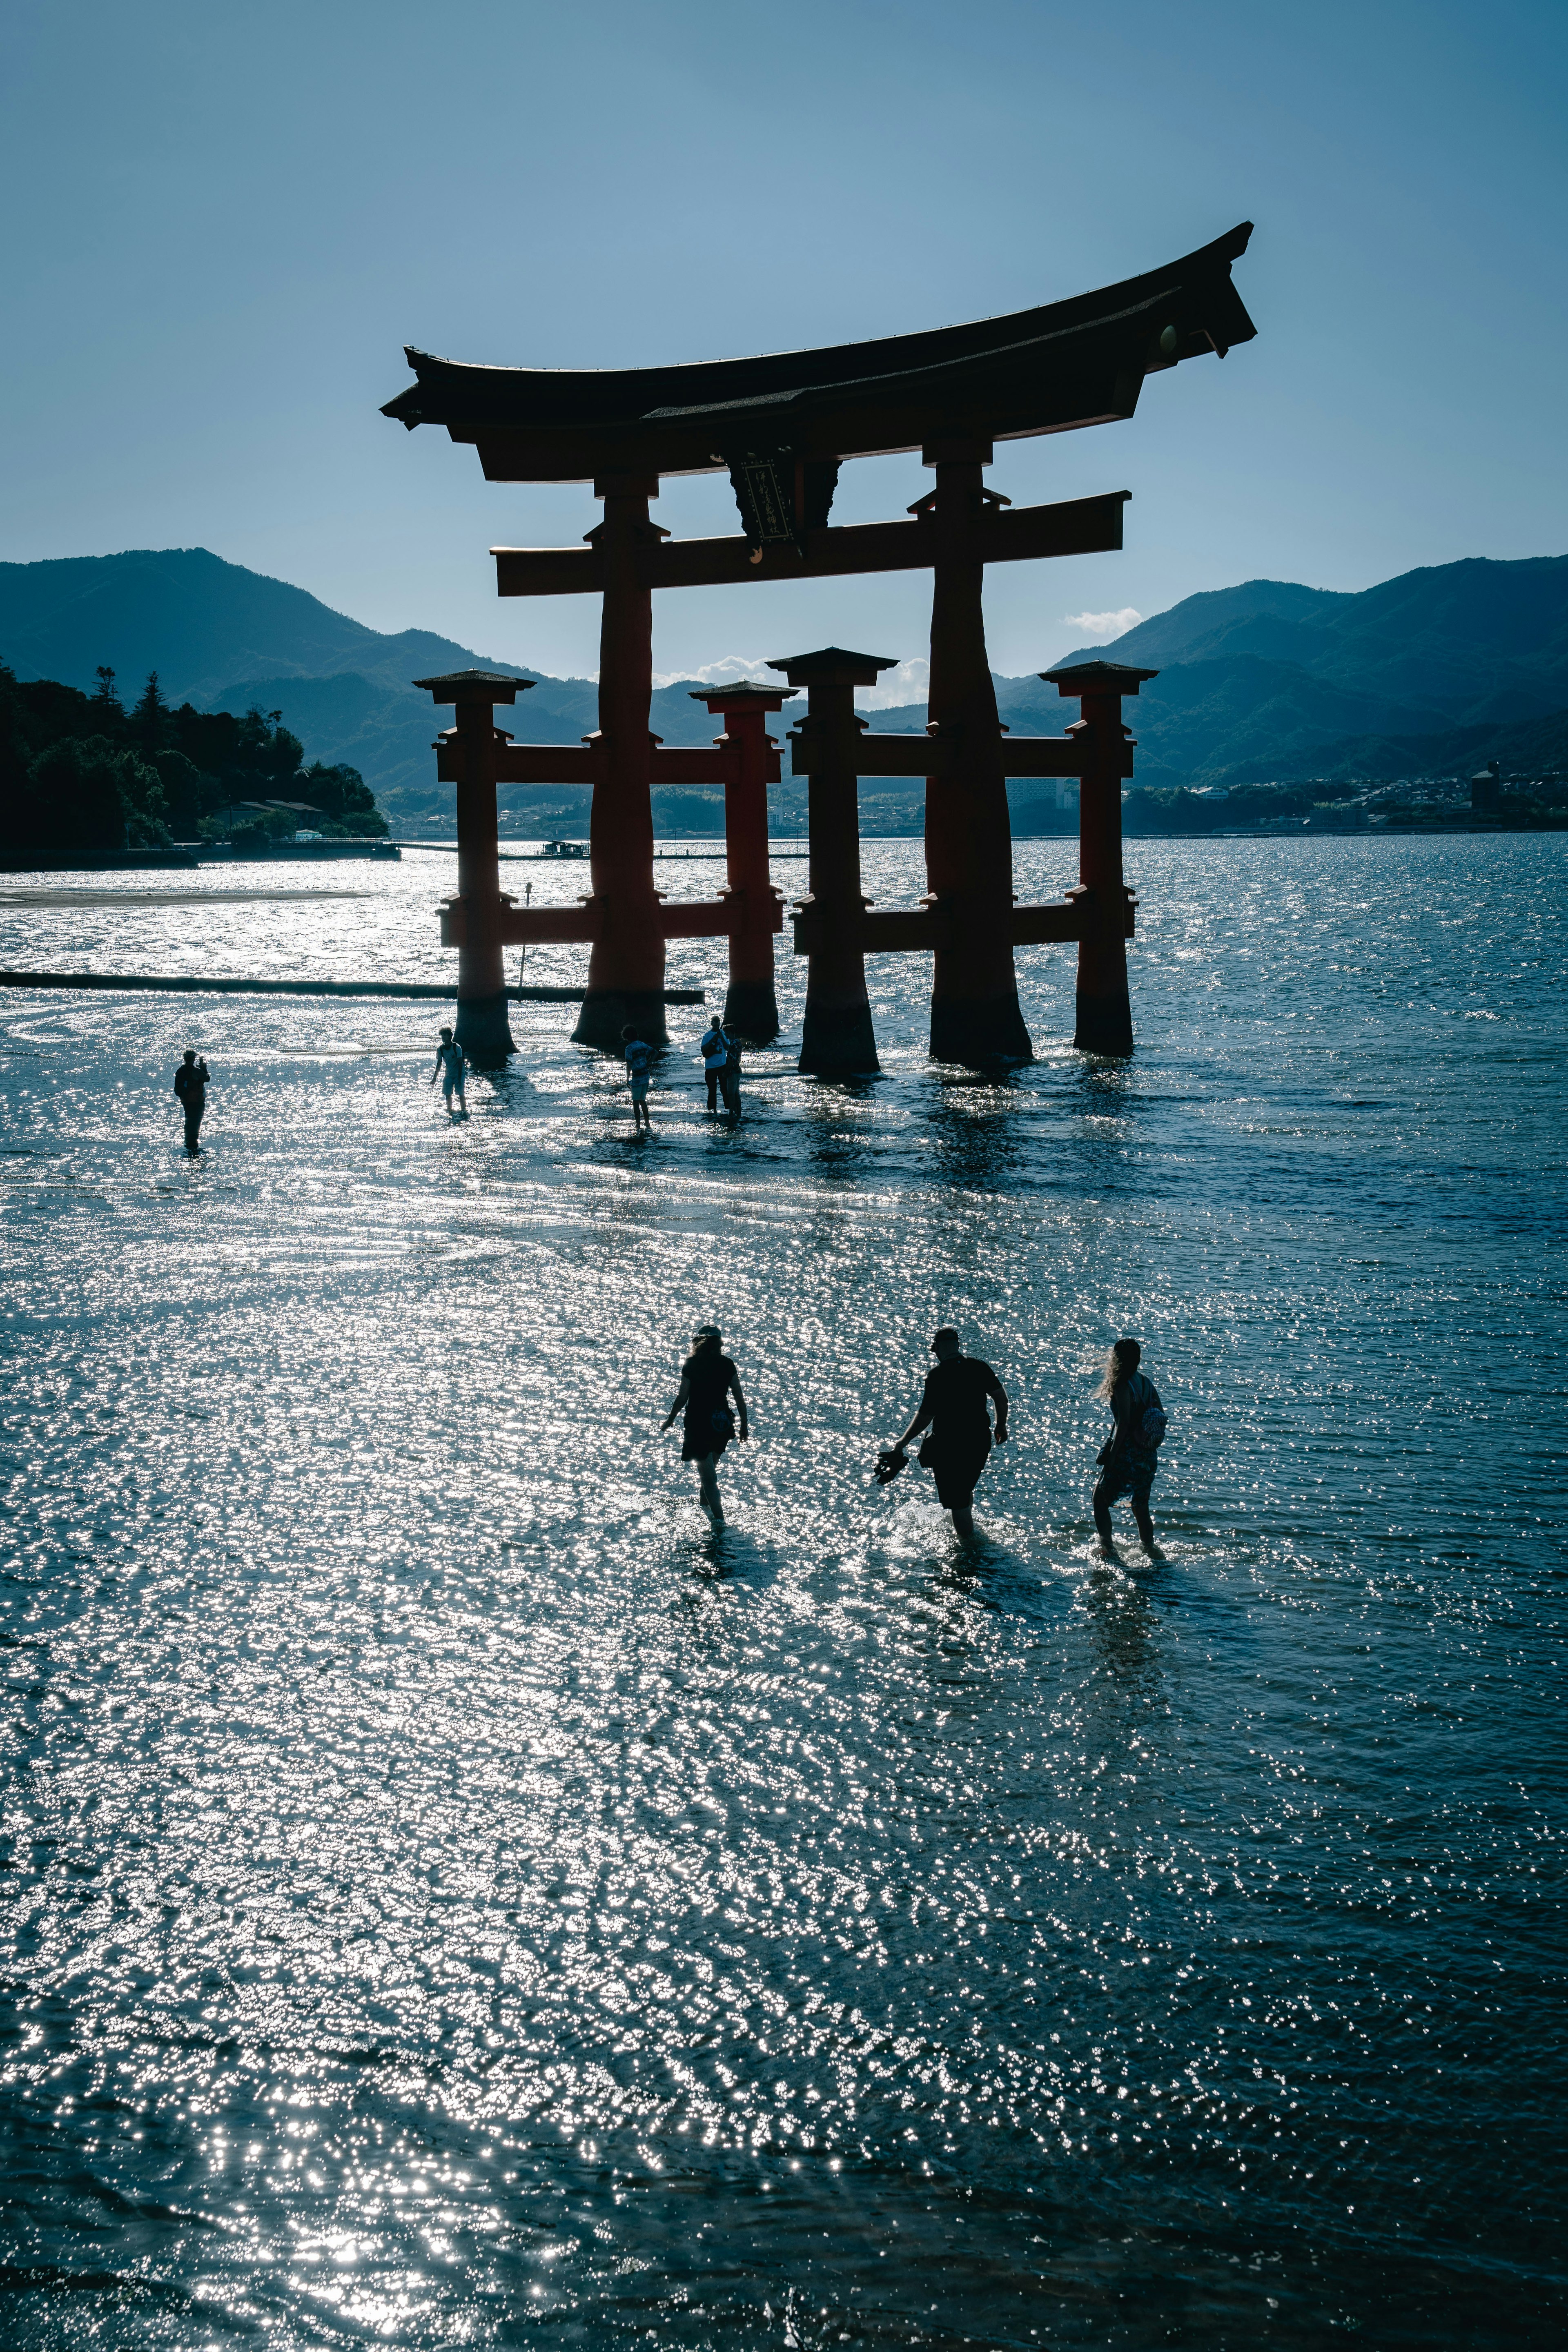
[
  {"x1": 129, "y1": 671, "x2": 170, "y2": 759},
  {"x1": 0, "y1": 659, "x2": 390, "y2": 864}
]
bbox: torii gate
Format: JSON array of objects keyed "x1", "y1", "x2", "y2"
[{"x1": 387, "y1": 224, "x2": 1255, "y2": 1068}]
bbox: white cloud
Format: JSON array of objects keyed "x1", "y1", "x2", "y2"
[
  {"x1": 857, "y1": 657, "x2": 929, "y2": 709},
  {"x1": 647, "y1": 652, "x2": 931, "y2": 708},
  {"x1": 1059, "y1": 607, "x2": 1143, "y2": 643},
  {"x1": 650, "y1": 653, "x2": 775, "y2": 690}
]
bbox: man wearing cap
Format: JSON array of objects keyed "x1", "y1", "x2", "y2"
[{"x1": 885, "y1": 1326, "x2": 1009, "y2": 1542}]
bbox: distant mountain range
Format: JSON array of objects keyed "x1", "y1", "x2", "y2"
[{"x1": 3, "y1": 546, "x2": 1564, "y2": 831}]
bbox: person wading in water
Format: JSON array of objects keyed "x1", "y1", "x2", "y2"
[
  {"x1": 173, "y1": 1049, "x2": 209, "y2": 1157},
  {"x1": 428, "y1": 1026, "x2": 467, "y2": 1119},
  {"x1": 719, "y1": 1022, "x2": 744, "y2": 1126},
  {"x1": 1091, "y1": 1336, "x2": 1166, "y2": 1559},
  {"x1": 884, "y1": 1326, "x2": 1009, "y2": 1543},
  {"x1": 699, "y1": 1016, "x2": 728, "y2": 1116},
  {"x1": 622, "y1": 1026, "x2": 654, "y2": 1134},
  {"x1": 661, "y1": 1324, "x2": 748, "y2": 1524}
]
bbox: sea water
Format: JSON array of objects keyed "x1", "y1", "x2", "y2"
[{"x1": 0, "y1": 836, "x2": 1564, "y2": 2348}]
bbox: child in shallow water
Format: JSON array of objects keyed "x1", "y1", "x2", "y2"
[
  {"x1": 621, "y1": 1026, "x2": 653, "y2": 1133},
  {"x1": 428, "y1": 1027, "x2": 466, "y2": 1119}
]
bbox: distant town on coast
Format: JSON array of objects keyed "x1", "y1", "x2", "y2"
[{"x1": 3, "y1": 543, "x2": 1565, "y2": 864}]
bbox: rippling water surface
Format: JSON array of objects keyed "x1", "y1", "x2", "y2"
[{"x1": 1, "y1": 836, "x2": 1564, "y2": 2348}]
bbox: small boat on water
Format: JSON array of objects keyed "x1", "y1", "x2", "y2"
[{"x1": 539, "y1": 839, "x2": 588, "y2": 860}]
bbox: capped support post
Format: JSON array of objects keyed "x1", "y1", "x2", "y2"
[
  {"x1": 920, "y1": 439, "x2": 1033, "y2": 1067},
  {"x1": 690, "y1": 684, "x2": 794, "y2": 1042},
  {"x1": 575, "y1": 473, "x2": 669, "y2": 1049},
  {"x1": 1040, "y1": 661, "x2": 1158, "y2": 1055},
  {"x1": 413, "y1": 668, "x2": 529, "y2": 1066},
  {"x1": 768, "y1": 647, "x2": 891, "y2": 1076}
]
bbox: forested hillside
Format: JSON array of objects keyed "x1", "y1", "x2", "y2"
[{"x1": 0, "y1": 663, "x2": 386, "y2": 866}]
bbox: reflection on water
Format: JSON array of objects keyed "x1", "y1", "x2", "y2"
[{"x1": 0, "y1": 837, "x2": 1565, "y2": 2348}]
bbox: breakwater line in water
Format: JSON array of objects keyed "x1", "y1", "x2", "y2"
[{"x1": 0, "y1": 967, "x2": 705, "y2": 1004}]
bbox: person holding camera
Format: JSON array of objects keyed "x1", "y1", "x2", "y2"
[{"x1": 173, "y1": 1049, "x2": 210, "y2": 1157}]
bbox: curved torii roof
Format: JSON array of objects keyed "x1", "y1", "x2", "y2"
[{"x1": 382, "y1": 223, "x2": 1255, "y2": 484}]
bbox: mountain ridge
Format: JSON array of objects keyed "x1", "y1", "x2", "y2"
[{"x1": 5, "y1": 546, "x2": 1566, "y2": 823}]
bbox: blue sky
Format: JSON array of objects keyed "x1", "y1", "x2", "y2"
[{"x1": 3, "y1": 0, "x2": 1564, "y2": 693}]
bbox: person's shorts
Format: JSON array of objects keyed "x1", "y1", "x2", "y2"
[
  {"x1": 1097, "y1": 1449, "x2": 1157, "y2": 1508},
  {"x1": 629, "y1": 1076, "x2": 649, "y2": 1102},
  {"x1": 926, "y1": 1442, "x2": 989, "y2": 1511}
]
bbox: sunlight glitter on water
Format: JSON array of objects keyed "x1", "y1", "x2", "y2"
[{"x1": 0, "y1": 836, "x2": 1564, "y2": 2348}]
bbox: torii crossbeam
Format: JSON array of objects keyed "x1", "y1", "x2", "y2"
[{"x1": 388, "y1": 225, "x2": 1255, "y2": 1066}]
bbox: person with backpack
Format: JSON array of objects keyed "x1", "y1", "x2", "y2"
[
  {"x1": 428, "y1": 1026, "x2": 467, "y2": 1120},
  {"x1": 173, "y1": 1049, "x2": 209, "y2": 1157},
  {"x1": 699, "y1": 1016, "x2": 728, "y2": 1116},
  {"x1": 1092, "y1": 1336, "x2": 1166, "y2": 1558},
  {"x1": 621, "y1": 1025, "x2": 654, "y2": 1133},
  {"x1": 660, "y1": 1323, "x2": 749, "y2": 1523}
]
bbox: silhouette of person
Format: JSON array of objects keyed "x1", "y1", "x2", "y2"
[
  {"x1": 622, "y1": 1025, "x2": 654, "y2": 1133},
  {"x1": 1091, "y1": 1337, "x2": 1165, "y2": 1558},
  {"x1": 428, "y1": 1027, "x2": 467, "y2": 1118},
  {"x1": 719, "y1": 1023, "x2": 744, "y2": 1125},
  {"x1": 887, "y1": 1325, "x2": 1008, "y2": 1542},
  {"x1": 662, "y1": 1324, "x2": 748, "y2": 1523},
  {"x1": 173, "y1": 1050, "x2": 209, "y2": 1157},
  {"x1": 700, "y1": 1016, "x2": 727, "y2": 1115}
]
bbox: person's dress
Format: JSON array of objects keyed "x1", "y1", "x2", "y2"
[{"x1": 682, "y1": 1353, "x2": 738, "y2": 1461}]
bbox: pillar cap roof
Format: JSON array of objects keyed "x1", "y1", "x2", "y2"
[
  {"x1": 1040, "y1": 660, "x2": 1160, "y2": 696},
  {"x1": 767, "y1": 647, "x2": 898, "y2": 687},
  {"x1": 688, "y1": 682, "x2": 797, "y2": 708},
  {"x1": 412, "y1": 669, "x2": 534, "y2": 703}
]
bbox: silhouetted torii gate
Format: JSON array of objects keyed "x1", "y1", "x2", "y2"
[{"x1": 387, "y1": 223, "x2": 1255, "y2": 1069}]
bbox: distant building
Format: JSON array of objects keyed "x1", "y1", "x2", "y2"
[{"x1": 1471, "y1": 761, "x2": 1502, "y2": 814}]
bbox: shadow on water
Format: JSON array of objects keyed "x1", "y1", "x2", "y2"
[
  {"x1": 920, "y1": 1074, "x2": 1031, "y2": 1194},
  {"x1": 677, "y1": 1525, "x2": 786, "y2": 1591},
  {"x1": 800, "y1": 1076, "x2": 884, "y2": 1180},
  {"x1": 1078, "y1": 1554, "x2": 1166, "y2": 1692}
]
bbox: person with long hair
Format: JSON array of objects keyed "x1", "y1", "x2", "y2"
[
  {"x1": 1092, "y1": 1337, "x2": 1165, "y2": 1558},
  {"x1": 661, "y1": 1324, "x2": 749, "y2": 1523}
]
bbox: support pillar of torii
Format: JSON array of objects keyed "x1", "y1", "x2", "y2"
[
  {"x1": 768, "y1": 648, "x2": 891, "y2": 1076},
  {"x1": 416, "y1": 666, "x2": 795, "y2": 1062},
  {"x1": 778, "y1": 653, "x2": 1156, "y2": 1071},
  {"x1": 412, "y1": 667, "x2": 524, "y2": 1067}
]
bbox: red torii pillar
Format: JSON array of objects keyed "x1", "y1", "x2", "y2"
[
  {"x1": 1040, "y1": 661, "x2": 1157, "y2": 1056},
  {"x1": 768, "y1": 646, "x2": 894, "y2": 1076},
  {"x1": 576, "y1": 473, "x2": 669, "y2": 1050},
  {"x1": 444, "y1": 693, "x2": 790, "y2": 1046},
  {"x1": 412, "y1": 667, "x2": 529, "y2": 1066},
  {"x1": 688, "y1": 683, "x2": 794, "y2": 1042},
  {"x1": 920, "y1": 438, "x2": 1033, "y2": 1067}
]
